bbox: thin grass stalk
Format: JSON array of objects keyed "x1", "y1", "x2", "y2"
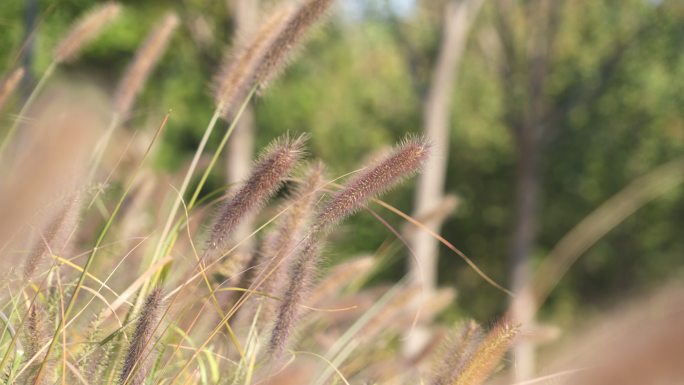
[
  {"x1": 310, "y1": 280, "x2": 410, "y2": 385},
  {"x1": 241, "y1": 163, "x2": 325, "y2": 324},
  {"x1": 28, "y1": 113, "x2": 168, "y2": 385},
  {"x1": 145, "y1": 86, "x2": 255, "y2": 293},
  {"x1": 138, "y1": 88, "x2": 257, "y2": 358},
  {"x1": 0, "y1": 63, "x2": 56, "y2": 163},
  {"x1": 269, "y1": 137, "x2": 429, "y2": 358}
]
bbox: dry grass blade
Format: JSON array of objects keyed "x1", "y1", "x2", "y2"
[
  {"x1": 523, "y1": 157, "x2": 684, "y2": 311},
  {"x1": 54, "y1": 2, "x2": 122, "y2": 63}
]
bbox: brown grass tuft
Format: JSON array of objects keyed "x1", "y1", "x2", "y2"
[
  {"x1": 213, "y1": 4, "x2": 294, "y2": 117},
  {"x1": 19, "y1": 303, "x2": 52, "y2": 385},
  {"x1": 254, "y1": 0, "x2": 335, "y2": 89},
  {"x1": 450, "y1": 320, "x2": 519, "y2": 385},
  {"x1": 245, "y1": 162, "x2": 326, "y2": 318},
  {"x1": 432, "y1": 321, "x2": 483, "y2": 385},
  {"x1": 114, "y1": 12, "x2": 179, "y2": 118},
  {"x1": 316, "y1": 135, "x2": 430, "y2": 230},
  {"x1": 202, "y1": 134, "x2": 307, "y2": 263},
  {"x1": 119, "y1": 288, "x2": 164, "y2": 385},
  {"x1": 269, "y1": 234, "x2": 321, "y2": 357},
  {"x1": 0, "y1": 67, "x2": 25, "y2": 111},
  {"x1": 54, "y1": 2, "x2": 122, "y2": 63}
]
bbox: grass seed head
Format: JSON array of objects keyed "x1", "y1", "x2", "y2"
[{"x1": 54, "y1": 2, "x2": 122, "y2": 63}]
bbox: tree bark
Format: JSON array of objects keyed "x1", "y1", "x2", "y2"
[{"x1": 404, "y1": 0, "x2": 484, "y2": 356}]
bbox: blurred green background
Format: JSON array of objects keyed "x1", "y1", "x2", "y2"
[{"x1": 1, "y1": 0, "x2": 684, "y2": 329}]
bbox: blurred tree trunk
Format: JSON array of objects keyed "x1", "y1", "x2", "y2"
[
  {"x1": 226, "y1": 0, "x2": 259, "y2": 253},
  {"x1": 493, "y1": 0, "x2": 560, "y2": 380},
  {"x1": 404, "y1": 0, "x2": 484, "y2": 356}
]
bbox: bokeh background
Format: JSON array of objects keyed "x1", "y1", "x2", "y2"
[{"x1": 2, "y1": 0, "x2": 684, "y2": 374}]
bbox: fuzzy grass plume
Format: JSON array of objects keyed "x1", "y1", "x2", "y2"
[
  {"x1": 114, "y1": 12, "x2": 179, "y2": 118},
  {"x1": 254, "y1": 0, "x2": 336, "y2": 89},
  {"x1": 432, "y1": 321, "x2": 483, "y2": 385},
  {"x1": 119, "y1": 288, "x2": 164, "y2": 385},
  {"x1": 54, "y1": 2, "x2": 122, "y2": 63},
  {"x1": 246, "y1": 162, "x2": 325, "y2": 316},
  {"x1": 269, "y1": 235, "x2": 321, "y2": 356},
  {"x1": 18, "y1": 303, "x2": 52, "y2": 385},
  {"x1": 269, "y1": 136, "x2": 429, "y2": 357},
  {"x1": 203, "y1": 134, "x2": 307, "y2": 263},
  {"x1": 214, "y1": 4, "x2": 293, "y2": 116},
  {"x1": 317, "y1": 136, "x2": 430, "y2": 230},
  {"x1": 450, "y1": 320, "x2": 519, "y2": 385}
]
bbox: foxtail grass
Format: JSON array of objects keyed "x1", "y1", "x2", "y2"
[
  {"x1": 450, "y1": 320, "x2": 519, "y2": 385},
  {"x1": 431, "y1": 321, "x2": 483, "y2": 385},
  {"x1": 254, "y1": 0, "x2": 336, "y2": 89},
  {"x1": 316, "y1": 136, "x2": 430, "y2": 230},
  {"x1": 269, "y1": 136, "x2": 429, "y2": 357},
  {"x1": 247, "y1": 162, "x2": 326, "y2": 314},
  {"x1": 214, "y1": 4, "x2": 294, "y2": 118},
  {"x1": 203, "y1": 134, "x2": 307, "y2": 263},
  {"x1": 119, "y1": 289, "x2": 164, "y2": 385},
  {"x1": 53, "y1": 2, "x2": 122, "y2": 64}
]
